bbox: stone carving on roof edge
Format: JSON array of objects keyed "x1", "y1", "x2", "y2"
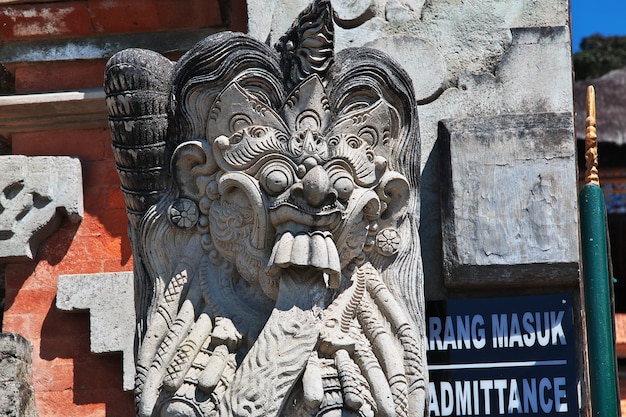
[{"x1": 104, "y1": 1, "x2": 426, "y2": 416}]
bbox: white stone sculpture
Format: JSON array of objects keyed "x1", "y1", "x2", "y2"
[{"x1": 104, "y1": 1, "x2": 426, "y2": 416}]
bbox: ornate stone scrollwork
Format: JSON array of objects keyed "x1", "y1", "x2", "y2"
[{"x1": 104, "y1": 1, "x2": 426, "y2": 416}]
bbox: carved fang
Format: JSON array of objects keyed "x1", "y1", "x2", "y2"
[{"x1": 267, "y1": 230, "x2": 341, "y2": 287}]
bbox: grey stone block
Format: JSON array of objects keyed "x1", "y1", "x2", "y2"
[
  {"x1": 0, "y1": 333, "x2": 36, "y2": 417},
  {"x1": 0, "y1": 382, "x2": 35, "y2": 417},
  {"x1": 439, "y1": 113, "x2": 579, "y2": 287},
  {"x1": 0, "y1": 89, "x2": 107, "y2": 138},
  {"x1": 56, "y1": 272, "x2": 135, "y2": 390},
  {"x1": 0, "y1": 156, "x2": 83, "y2": 262},
  {"x1": 0, "y1": 331, "x2": 31, "y2": 361},
  {"x1": 0, "y1": 29, "x2": 223, "y2": 64},
  {"x1": 416, "y1": 26, "x2": 574, "y2": 297},
  {"x1": 0, "y1": 333, "x2": 32, "y2": 383}
]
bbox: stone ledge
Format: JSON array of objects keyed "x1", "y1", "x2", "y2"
[
  {"x1": 0, "y1": 332, "x2": 32, "y2": 363},
  {"x1": 0, "y1": 89, "x2": 107, "y2": 139},
  {"x1": 56, "y1": 272, "x2": 135, "y2": 391}
]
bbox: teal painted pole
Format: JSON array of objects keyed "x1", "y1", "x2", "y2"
[
  {"x1": 580, "y1": 183, "x2": 618, "y2": 417},
  {"x1": 580, "y1": 85, "x2": 619, "y2": 417}
]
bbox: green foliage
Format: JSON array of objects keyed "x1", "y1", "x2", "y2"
[{"x1": 573, "y1": 34, "x2": 626, "y2": 80}]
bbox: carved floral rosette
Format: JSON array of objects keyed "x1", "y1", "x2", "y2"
[{"x1": 104, "y1": 1, "x2": 426, "y2": 416}]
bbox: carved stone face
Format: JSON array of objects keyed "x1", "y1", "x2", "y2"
[
  {"x1": 193, "y1": 75, "x2": 408, "y2": 299},
  {"x1": 106, "y1": 9, "x2": 425, "y2": 413}
]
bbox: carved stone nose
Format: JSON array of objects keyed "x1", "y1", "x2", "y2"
[
  {"x1": 303, "y1": 129, "x2": 317, "y2": 154},
  {"x1": 301, "y1": 129, "x2": 326, "y2": 157},
  {"x1": 301, "y1": 165, "x2": 334, "y2": 207}
]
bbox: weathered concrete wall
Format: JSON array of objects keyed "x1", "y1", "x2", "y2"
[{"x1": 246, "y1": 0, "x2": 577, "y2": 298}]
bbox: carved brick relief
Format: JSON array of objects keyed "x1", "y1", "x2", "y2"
[
  {"x1": 105, "y1": 1, "x2": 426, "y2": 416},
  {"x1": 0, "y1": 156, "x2": 83, "y2": 262}
]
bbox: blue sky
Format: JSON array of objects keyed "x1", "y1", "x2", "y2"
[{"x1": 570, "y1": 0, "x2": 626, "y2": 51}]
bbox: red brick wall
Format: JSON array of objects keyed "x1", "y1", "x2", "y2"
[
  {"x1": 1, "y1": 0, "x2": 247, "y2": 415},
  {"x1": 13, "y1": 60, "x2": 109, "y2": 94},
  {"x1": 2, "y1": 0, "x2": 230, "y2": 94},
  {"x1": 3, "y1": 127, "x2": 135, "y2": 416},
  {"x1": 0, "y1": 0, "x2": 222, "y2": 40}
]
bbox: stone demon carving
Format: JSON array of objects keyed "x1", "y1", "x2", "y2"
[{"x1": 104, "y1": 1, "x2": 426, "y2": 416}]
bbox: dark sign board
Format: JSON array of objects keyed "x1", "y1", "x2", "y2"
[{"x1": 427, "y1": 294, "x2": 578, "y2": 417}]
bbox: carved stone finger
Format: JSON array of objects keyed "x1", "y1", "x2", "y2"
[
  {"x1": 196, "y1": 316, "x2": 241, "y2": 393},
  {"x1": 353, "y1": 344, "x2": 394, "y2": 417},
  {"x1": 367, "y1": 276, "x2": 425, "y2": 416},
  {"x1": 136, "y1": 270, "x2": 191, "y2": 382},
  {"x1": 357, "y1": 293, "x2": 410, "y2": 417},
  {"x1": 334, "y1": 349, "x2": 363, "y2": 410},
  {"x1": 162, "y1": 312, "x2": 213, "y2": 392},
  {"x1": 138, "y1": 297, "x2": 198, "y2": 417},
  {"x1": 302, "y1": 351, "x2": 324, "y2": 408},
  {"x1": 197, "y1": 344, "x2": 230, "y2": 393}
]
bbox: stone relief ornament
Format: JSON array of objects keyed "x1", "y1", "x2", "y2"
[{"x1": 104, "y1": 1, "x2": 426, "y2": 416}]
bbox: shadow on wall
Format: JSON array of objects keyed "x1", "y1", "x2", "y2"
[
  {"x1": 2, "y1": 220, "x2": 76, "y2": 314},
  {"x1": 2, "y1": 214, "x2": 133, "y2": 415},
  {"x1": 40, "y1": 300, "x2": 134, "y2": 416}
]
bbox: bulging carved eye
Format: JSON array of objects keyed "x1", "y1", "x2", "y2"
[
  {"x1": 230, "y1": 131, "x2": 243, "y2": 145},
  {"x1": 358, "y1": 126, "x2": 378, "y2": 145},
  {"x1": 260, "y1": 162, "x2": 294, "y2": 195},
  {"x1": 249, "y1": 126, "x2": 267, "y2": 138},
  {"x1": 327, "y1": 166, "x2": 354, "y2": 201},
  {"x1": 346, "y1": 137, "x2": 361, "y2": 149},
  {"x1": 334, "y1": 176, "x2": 354, "y2": 201}
]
